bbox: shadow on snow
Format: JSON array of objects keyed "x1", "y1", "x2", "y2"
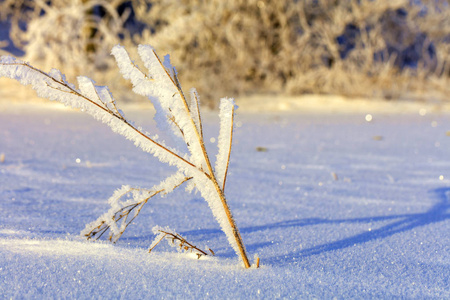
[
  {"x1": 106, "y1": 188, "x2": 450, "y2": 265},
  {"x1": 244, "y1": 187, "x2": 450, "y2": 266}
]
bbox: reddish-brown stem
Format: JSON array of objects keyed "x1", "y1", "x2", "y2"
[{"x1": 152, "y1": 52, "x2": 251, "y2": 268}]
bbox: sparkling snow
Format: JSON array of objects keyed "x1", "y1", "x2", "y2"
[{"x1": 1, "y1": 103, "x2": 449, "y2": 298}]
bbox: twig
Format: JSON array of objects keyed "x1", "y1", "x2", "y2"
[
  {"x1": 222, "y1": 103, "x2": 235, "y2": 191},
  {"x1": 1, "y1": 61, "x2": 200, "y2": 173},
  {"x1": 148, "y1": 233, "x2": 166, "y2": 253},
  {"x1": 85, "y1": 176, "x2": 193, "y2": 242},
  {"x1": 149, "y1": 229, "x2": 213, "y2": 259}
]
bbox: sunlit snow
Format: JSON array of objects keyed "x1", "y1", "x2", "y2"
[{"x1": 1, "y1": 103, "x2": 449, "y2": 298}]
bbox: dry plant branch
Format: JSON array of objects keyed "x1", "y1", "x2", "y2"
[
  {"x1": 84, "y1": 176, "x2": 192, "y2": 242},
  {"x1": 149, "y1": 228, "x2": 214, "y2": 259},
  {"x1": 0, "y1": 44, "x2": 252, "y2": 268}
]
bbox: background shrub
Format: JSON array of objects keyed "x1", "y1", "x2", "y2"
[{"x1": 1, "y1": 0, "x2": 449, "y2": 106}]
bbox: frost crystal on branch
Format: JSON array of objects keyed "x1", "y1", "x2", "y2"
[
  {"x1": 0, "y1": 44, "x2": 252, "y2": 268},
  {"x1": 215, "y1": 97, "x2": 236, "y2": 191},
  {"x1": 81, "y1": 172, "x2": 191, "y2": 242},
  {"x1": 149, "y1": 226, "x2": 214, "y2": 259}
]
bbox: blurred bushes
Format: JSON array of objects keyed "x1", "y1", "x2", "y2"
[{"x1": 1, "y1": 0, "x2": 449, "y2": 105}]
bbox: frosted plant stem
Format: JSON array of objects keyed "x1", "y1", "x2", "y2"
[
  {"x1": 153, "y1": 52, "x2": 251, "y2": 268},
  {"x1": 212, "y1": 178, "x2": 251, "y2": 268},
  {"x1": 1, "y1": 45, "x2": 252, "y2": 268},
  {"x1": 194, "y1": 119, "x2": 250, "y2": 268},
  {"x1": 201, "y1": 140, "x2": 250, "y2": 268},
  {"x1": 148, "y1": 233, "x2": 166, "y2": 253},
  {"x1": 185, "y1": 96, "x2": 250, "y2": 268},
  {"x1": 189, "y1": 90, "x2": 203, "y2": 138},
  {"x1": 221, "y1": 104, "x2": 234, "y2": 191},
  {"x1": 182, "y1": 96, "x2": 250, "y2": 267},
  {"x1": 1, "y1": 62, "x2": 197, "y2": 172}
]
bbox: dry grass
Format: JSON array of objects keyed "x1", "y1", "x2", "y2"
[
  {"x1": 1, "y1": 0, "x2": 449, "y2": 106},
  {"x1": 0, "y1": 0, "x2": 131, "y2": 84},
  {"x1": 135, "y1": 0, "x2": 450, "y2": 104}
]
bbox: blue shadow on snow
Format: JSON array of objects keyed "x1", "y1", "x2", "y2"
[{"x1": 243, "y1": 187, "x2": 450, "y2": 266}]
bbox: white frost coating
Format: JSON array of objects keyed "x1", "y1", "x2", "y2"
[
  {"x1": 81, "y1": 185, "x2": 134, "y2": 238},
  {"x1": 191, "y1": 171, "x2": 241, "y2": 260},
  {"x1": 107, "y1": 185, "x2": 132, "y2": 208},
  {"x1": 137, "y1": 45, "x2": 177, "y2": 95},
  {"x1": 151, "y1": 225, "x2": 179, "y2": 237},
  {"x1": 112, "y1": 45, "x2": 180, "y2": 141},
  {"x1": 185, "y1": 180, "x2": 197, "y2": 194},
  {"x1": 151, "y1": 95, "x2": 186, "y2": 146},
  {"x1": 150, "y1": 171, "x2": 188, "y2": 196},
  {"x1": 0, "y1": 55, "x2": 192, "y2": 174},
  {"x1": 137, "y1": 48, "x2": 187, "y2": 124},
  {"x1": 149, "y1": 226, "x2": 183, "y2": 253},
  {"x1": 148, "y1": 226, "x2": 167, "y2": 252},
  {"x1": 189, "y1": 88, "x2": 202, "y2": 136},
  {"x1": 111, "y1": 45, "x2": 180, "y2": 139},
  {"x1": 77, "y1": 76, "x2": 103, "y2": 106},
  {"x1": 112, "y1": 45, "x2": 203, "y2": 165},
  {"x1": 77, "y1": 76, "x2": 114, "y2": 109},
  {"x1": 81, "y1": 172, "x2": 189, "y2": 242},
  {"x1": 162, "y1": 54, "x2": 176, "y2": 81},
  {"x1": 110, "y1": 45, "x2": 148, "y2": 85},
  {"x1": 215, "y1": 98, "x2": 236, "y2": 190},
  {"x1": 1, "y1": 46, "x2": 249, "y2": 266},
  {"x1": 136, "y1": 45, "x2": 207, "y2": 171},
  {"x1": 48, "y1": 68, "x2": 65, "y2": 82}
]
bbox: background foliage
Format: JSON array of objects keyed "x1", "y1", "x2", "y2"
[{"x1": 1, "y1": 0, "x2": 449, "y2": 106}]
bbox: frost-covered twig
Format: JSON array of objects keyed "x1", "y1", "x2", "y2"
[
  {"x1": 0, "y1": 58, "x2": 196, "y2": 172},
  {"x1": 216, "y1": 99, "x2": 235, "y2": 191},
  {"x1": 149, "y1": 226, "x2": 214, "y2": 259},
  {"x1": 82, "y1": 173, "x2": 192, "y2": 242},
  {"x1": 0, "y1": 44, "x2": 251, "y2": 268}
]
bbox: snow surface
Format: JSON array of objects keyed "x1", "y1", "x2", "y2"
[{"x1": 1, "y1": 103, "x2": 450, "y2": 298}]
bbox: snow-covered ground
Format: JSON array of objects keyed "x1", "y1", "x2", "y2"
[{"x1": 1, "y1": 101, "x2": 449, "y2": 298}]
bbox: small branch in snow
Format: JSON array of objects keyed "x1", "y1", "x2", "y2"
[
  {"x1": 83, "y1": 176, "x2": 192, "y2": 243},
  {"x1": 149, "y1": 228, "x2": 214, "y2": 259}
]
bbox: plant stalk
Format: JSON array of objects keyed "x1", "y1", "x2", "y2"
[
  {"x1": 214, "y1": 182, "x2": 251, "y2": 268},
  {"x1": 158, "y1": 52, "x2": 251, "y2": 268},
  {"x1": 196, "y1": 123, "x2": 250, "y2": 268}
]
